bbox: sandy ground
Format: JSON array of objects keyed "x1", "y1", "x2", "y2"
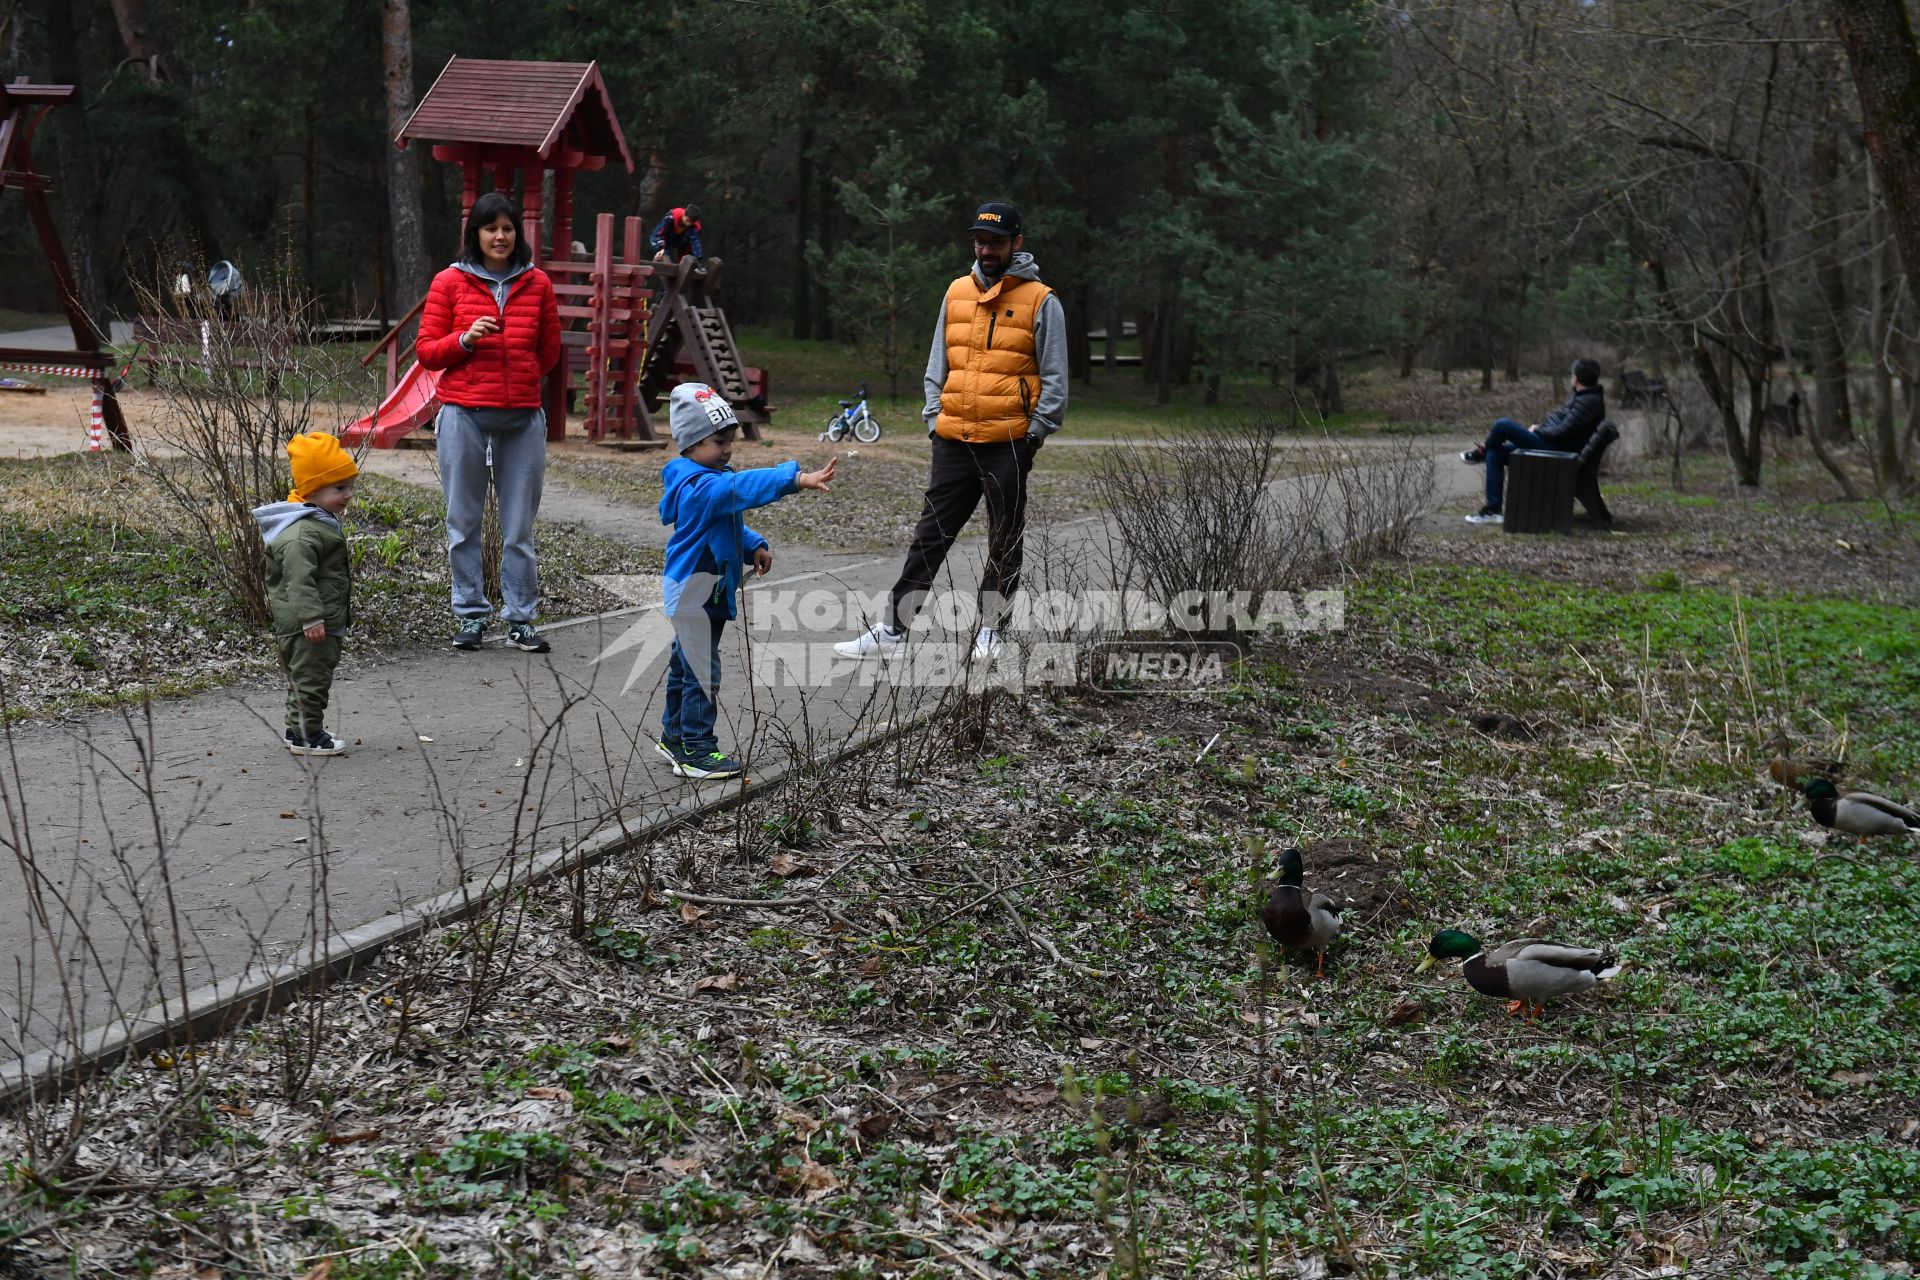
[{"x1": 0, "y1": 384, "x2": 110, "y2": 456}]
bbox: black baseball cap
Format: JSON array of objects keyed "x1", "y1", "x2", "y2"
[{"x1": 969, "y1": 201, "x2": 1022, "y2": 238}]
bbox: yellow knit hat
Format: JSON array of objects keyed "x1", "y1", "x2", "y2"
[{"x1": 286, "y1": 432, "x2": 359, "y2": 502}]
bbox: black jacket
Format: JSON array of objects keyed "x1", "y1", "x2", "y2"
[{"x1": 1534, "y1": 385, "x2": 1606, "y2": 450}]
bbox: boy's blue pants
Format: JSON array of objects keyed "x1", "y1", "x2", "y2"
[{"x1": 662, "y1": 605, "x2": 727, "y2": 756}]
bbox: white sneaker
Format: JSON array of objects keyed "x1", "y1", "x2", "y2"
[
  {"x1": 833, "y1": 623, "x2": 906, "y2": 659},
  {"x1": 287, "y1": 729, "x2": 347, "y2": 757},
  {"x1": 972, "y1": 627, "x2": 1003, "y2": 663}
]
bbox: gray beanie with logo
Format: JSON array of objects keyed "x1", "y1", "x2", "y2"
[{"x1": 670, "y1": 383, "x2": 740, "y2": 453}]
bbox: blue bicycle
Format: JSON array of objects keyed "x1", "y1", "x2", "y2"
[{"x1": 819, "y1": 380, "x2": 883, "y2": 443}]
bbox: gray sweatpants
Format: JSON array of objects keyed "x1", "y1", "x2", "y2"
[{"x1": 438, "y1": 404, "x2": 546, "y2": 622}]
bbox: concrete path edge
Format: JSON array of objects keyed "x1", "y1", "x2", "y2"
[{"x1": 0, "y1": 708, "x2": 927, "y2": 1108}]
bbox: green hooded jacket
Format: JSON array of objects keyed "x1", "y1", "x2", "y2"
[{"x1": 252, "y1": 502, "x2": 353, "y2": 636}]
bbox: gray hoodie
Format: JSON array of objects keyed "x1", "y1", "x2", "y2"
[
  {"x1": 922, "y1": 251, "x2": 1068, "y2": 439},
  {"x1": 454, "y1": 258, "x2": 532, "y2": 313},
  {"x1": 251, "y1": 500, "x2": 341, "y2": 546}
]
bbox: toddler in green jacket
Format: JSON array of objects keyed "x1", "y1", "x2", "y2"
[{"x1": 251, "y1": 432, "x2": 357, "y2": 756}]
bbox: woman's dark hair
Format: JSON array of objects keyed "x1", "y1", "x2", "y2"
[{"x1": 461, "y1": 192, "x2": 533, "y2": 269}]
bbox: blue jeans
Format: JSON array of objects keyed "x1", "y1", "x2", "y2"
[
  {"x1": 662, "y1": 606, "x2": 727, "y2": 756},
  {"x1": 438, "y1": 404, "x2": 546, "y2": 621},
  {"x1": 1483, "y1": 418, "x2": 1546, "y2": 510}
]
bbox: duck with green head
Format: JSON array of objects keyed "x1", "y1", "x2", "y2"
[
  {"x1": 1421, "y1": 929, "x2": 1621, "y2": 1019},
  {"x1": 1258, "y1": 848, "x2": 1343, "y2": 977},
  {"x1": 1801, "y1": 777, "x2": 1919, "y2": 838}
]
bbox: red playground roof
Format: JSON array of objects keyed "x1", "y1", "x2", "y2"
[{"x1": 397, "y1": 58, "x2": 634, "y2": 171}]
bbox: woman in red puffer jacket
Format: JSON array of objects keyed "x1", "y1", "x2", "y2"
[{"x1": 417, "y1": 192, "x2": 563, "y2": 654}]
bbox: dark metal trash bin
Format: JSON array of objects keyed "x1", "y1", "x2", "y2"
[{"x1": 1505, "y1": 450, "x2": 1577, "y2": 534}]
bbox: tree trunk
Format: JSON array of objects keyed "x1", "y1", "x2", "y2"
[
  {"x1": 1141, "y1": 303, "x2": 1159, "y2": 385},
  {"x1": 1154, "y1": 295, "x2": 1174, "y2": 406},
  {"x1": 1541, "y1": 264, "x2": 1558, "y2": 376},
  {"x1": 1869, "y1": 164, "x2": 1908, "y2": 490},
  {"x1": 105, "y1": 0, "x2": 165, "y2": 79},
  {"x1": 371, "y1": 154, "x2": 391, "y2": 327},
  {"x1": 1904, "y1": 324, "x2": 1920, "y2": 481},
  {"x1": 1810, "y1": 130, "x2": 1855, "y2": 442},
  {"x1": 381, "y1": 0, "x2": 431, "y2": 304},
  {"x1": 793, "y1": 127, "x2": 814, "y2": 340},
  {"x1": 1830, "y1": 0, "x2": 1920, "y2": 297},
  {"x1": 1287, "y1": 319, "x2": 1301, "y2": 429},
  {"x1": 1173, "y1": 322, "x2": 1197, "y2": 386},
  {"x1": 815, "y1": 161, "x2": 836, "y2": 342},
  {"x1": 1783, "y1": 336, "x2": 1862, "y2": 499},
  {"x1": 28, "y1": 0, "x2": 107, "y2": 328},
  {"x1": 302, "y1": 106, "x2": 316, "y2": 286},
  {"x1": 1504, "y1": 271, "x2": 1528, "y2": 382},
  {"x1": 1477, "y1": 292, "x2": 1494, "y2": 391},
  {"x1": 1066, "y1": 287, "x2": 1092, "y2": 385},
  {"x1": 1319, "y1": 351, "x2": 1343, "y2": 415}
]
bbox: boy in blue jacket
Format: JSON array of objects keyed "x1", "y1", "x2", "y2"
[{"x1": 658, "y1": 383, "x2": 836, "y2": 780}]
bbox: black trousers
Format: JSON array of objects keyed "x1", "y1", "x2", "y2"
[{"x1": 889, "y1": 434, "x2": 1040, "y2": 633}]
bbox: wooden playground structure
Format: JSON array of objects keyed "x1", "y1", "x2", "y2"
[
  {"x1": 0, "y1": 77, "x2": 130, "y2": 449},
  {"x1": 346, "y1": 58, "x2": 767, "y2": 449}
]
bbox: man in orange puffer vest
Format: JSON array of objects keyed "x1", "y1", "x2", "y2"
[{"x1": 835, "y1": 201, "x2": 1068, "y2": 664}]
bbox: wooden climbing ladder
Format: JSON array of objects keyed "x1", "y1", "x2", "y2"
[{"x1": 640, "y1": 257, "x2": 769, "y2": 431}]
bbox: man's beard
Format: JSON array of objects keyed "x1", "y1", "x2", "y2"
[{"x1": 977, "y1": 255, "x2": 1009, "y2": 281}]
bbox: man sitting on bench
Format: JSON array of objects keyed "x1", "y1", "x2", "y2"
[{"x1": 1462, "y1": 356, "x2": 1606, "y2": 525}]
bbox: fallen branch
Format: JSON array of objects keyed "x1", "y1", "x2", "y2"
[
  {"x1": 663, "y1": 888, "x2": 815, "y2": 909},
  {"x1": 962, "y1": 866, "x2": 1104, "y2": 979}
]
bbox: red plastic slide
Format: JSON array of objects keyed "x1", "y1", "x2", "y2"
[{"x1": 341, "y1": 361, "x2": 441, "y2": 448}]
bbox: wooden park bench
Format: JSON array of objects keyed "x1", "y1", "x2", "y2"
[
  {"x1": 1504, "y1": 420, "x2": 1621, "y2": 534},
  {"x1": 129, "y1": 316, "x2": 299, "y2": 382}
]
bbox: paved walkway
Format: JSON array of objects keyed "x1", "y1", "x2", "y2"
[{"x1": 0, "y1": 449, "x2": 1480, "y2": 1061}]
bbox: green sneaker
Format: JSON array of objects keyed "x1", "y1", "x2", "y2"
[
  {"x1": 671, "y1": 750, "x2": 743, "y2": 781},
  {"x1": 655, "y1": 735, "x2": 682, "y2": 763},
  {"x1": 452, "y1": 618, "x2": 487, "y2": 651}
]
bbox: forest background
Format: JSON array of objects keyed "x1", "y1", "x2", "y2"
[{"x1": 9, "y1": 0, "x2": 1920, "y2": 492}]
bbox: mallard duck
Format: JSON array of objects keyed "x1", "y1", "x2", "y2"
[
  {"x1": 1257, "y1": 848, "x2": 1343, "y2": 976},
  {"x1": 1802, "y1": 777, "x2": 1920, "y2": 837},
  {"x1": 1421, "y1": 929, "x2": 1621, "y2": 1019},
  {"x1": 1765, "y1": 732, "x2": 1844, "y2": 791}
]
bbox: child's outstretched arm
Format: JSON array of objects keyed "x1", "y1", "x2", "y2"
[{"x1": 740, "y1": 456, "x2": 835, "y2": 571}]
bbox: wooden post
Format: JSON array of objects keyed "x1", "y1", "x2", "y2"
[
  {"x1": 553, "y1": 168, "x2": 575, "y2": 261},
  {"x1": 585, "y1": 212, "x2": 613, "y2": 442},
  {"x1": 618, "y1": 216, "x2": 645, "y2": 440},
  {"x1": 460, "y1": 156, "x2": 480, "y2": 221},
  {"x1": 520, "y1": 164, "x2": 542, "y2": 263}
]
